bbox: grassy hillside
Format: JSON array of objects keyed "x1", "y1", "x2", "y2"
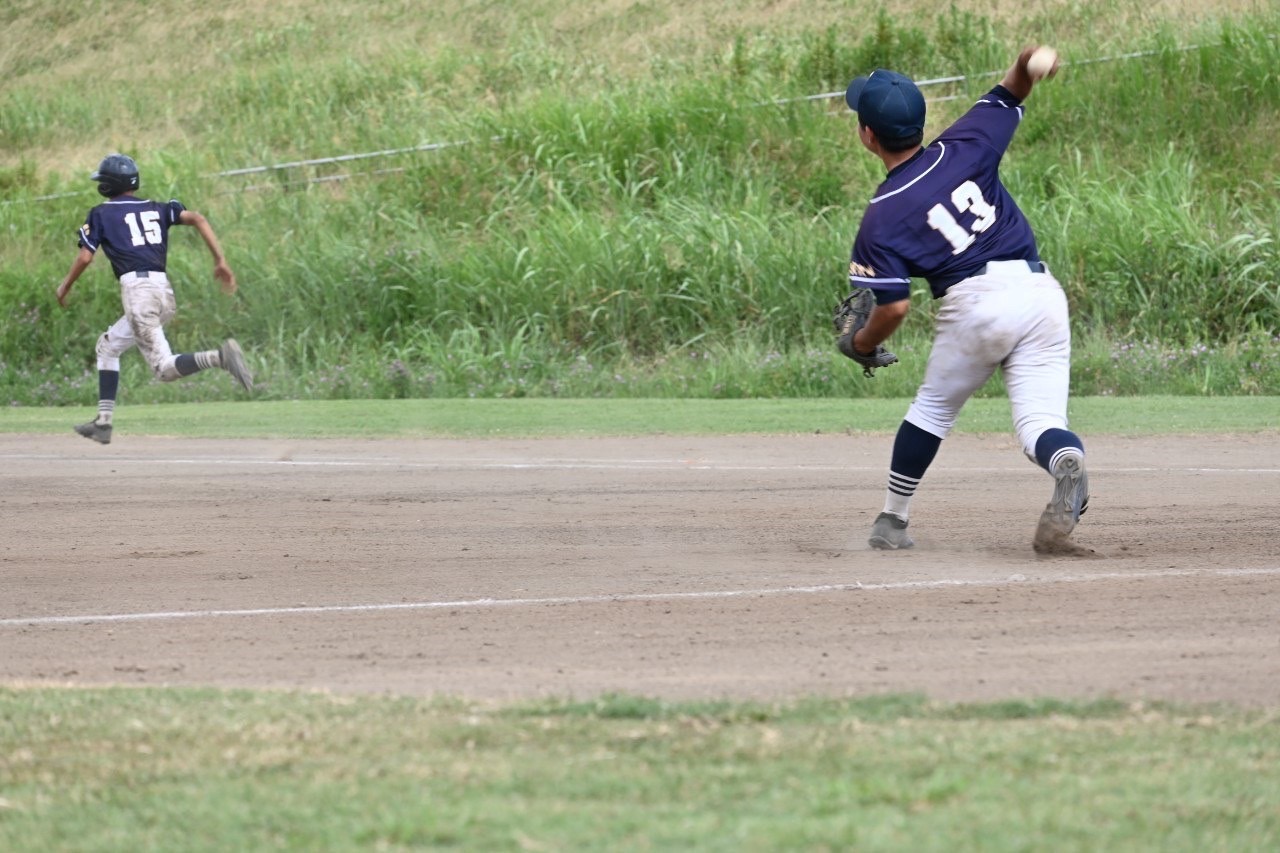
[
  {"x1": 3, "y1": 0, "x2": 1269, "y2": 177},
  {"x1": 2, "y1": 1, "x2": 1277, "y2": 403}
]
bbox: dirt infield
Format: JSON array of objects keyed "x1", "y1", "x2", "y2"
[{"x1": 2, "y1": 432, "x2": 1278, "y2": 707}]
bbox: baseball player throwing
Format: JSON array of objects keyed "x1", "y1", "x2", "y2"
[
  {"x1": 55, "y1": 153, "x2": 253, "y2": 445},
  {"x1": 839, "y1": 46, "x2": 1090, "y2": 554}
]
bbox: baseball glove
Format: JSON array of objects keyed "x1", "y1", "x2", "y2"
[{"x1": 834, "y1": 288, "x2": 898, "y2": 377}]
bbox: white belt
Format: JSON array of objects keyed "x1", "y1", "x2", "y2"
[
  {"x1": 980, "y1": 260, "x2": 1048, "y2": 276},
  {"x1": 120, "y1": 271, "x2": 168, "y2": 286}
]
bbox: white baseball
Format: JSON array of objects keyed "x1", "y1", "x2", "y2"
[{"x1": 1027, "y1": 46, "x2": 1058, "y2": 81}]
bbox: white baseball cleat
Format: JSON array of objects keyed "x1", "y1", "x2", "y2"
[{"x1": 219, "y1": 339, "x2": 254, "y2": 392}]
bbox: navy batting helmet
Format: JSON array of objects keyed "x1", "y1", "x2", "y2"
[{"x1": 90, "y1": 153, "x2": 140, "y2": 197}]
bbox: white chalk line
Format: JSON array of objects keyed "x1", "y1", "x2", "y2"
[
  {"x1": 0, "y1": 453, "x2": 1277, "y2": 475},
  {"x1": 3, "y1": 566, "x2": 1279, "y2": 629}
]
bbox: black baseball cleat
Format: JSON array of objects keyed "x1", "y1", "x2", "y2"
[{"x1": 74, "y1": 420, "x2": 113, "y2": 445}]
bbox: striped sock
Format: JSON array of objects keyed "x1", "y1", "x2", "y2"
[
  {"x1": 1034, "y1": 428, "x2": 1085, "y2": 473},
  {"x1": 1048, "y1": 446, "x2": 1084, "y2": 473},
  {"x1": 96, "y1": 369, "x2": 119, "y2": 425},
  {"x1": 882, "y1": 420, "x2": 943, "y2": 521},
  {"x1": 173, "y1": 351, "x2": 220, "y2": 377},
  {"x1": 884, "y1": 470, "x2": 920, "y2": 519}
]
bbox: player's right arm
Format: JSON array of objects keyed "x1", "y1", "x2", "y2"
[
  {"x1": 1000, "y1": 46, "x2": 1054, "y2": 101},
  {"x1": 55, "y1": 246, "x2": 95, "y2": 308},
  {"x1": 941, "y1": 48, "x2": 1052, "y2": 157}
]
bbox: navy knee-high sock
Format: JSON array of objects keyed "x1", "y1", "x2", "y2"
[
  {"x1": 884, "y1": 420, "x2": 942, "y2": 519},
  {"x1": 96, "y1": 369, "x2": 119, "y2": 424},
  {"x1": 1033, "y1": 428, "x2": 1084, "y2": 473}
]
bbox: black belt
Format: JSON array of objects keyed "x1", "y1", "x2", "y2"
[{"x1": 935, "y1": 259, "x2": 1046, "y2": 293}]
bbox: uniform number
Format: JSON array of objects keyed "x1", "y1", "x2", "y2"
[
  {"x1": 926, "y1": 181, "x2": 997, "y2": 255},
  {"x1": 124, "y1": 211, "x2": 163, "y2": 247}
]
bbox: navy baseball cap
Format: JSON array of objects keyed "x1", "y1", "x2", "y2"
[{"x1": 845, "y1": 69, "x2": 926, "y2": 141}]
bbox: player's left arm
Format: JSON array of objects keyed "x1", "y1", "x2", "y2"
[
  {"x1": 853, "y1": 297, "x2": 910, "y2": 356},
  {"x1": 177, "y1": 208, "x2": 237, "y2": 294},
  {"x1": 846, "y1": 224, "x2": 914, "y2": 354},
  {"x1": 55, "y1": 247, "x2": 95, "y2": 308}
]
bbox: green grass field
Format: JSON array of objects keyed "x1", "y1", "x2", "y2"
[
  {"x1": 2, "y1": 396, "x2": 1279, "y2": 439},
  {"x1": 2, "y1": 688, "x2": 1277, "y2": 851}
]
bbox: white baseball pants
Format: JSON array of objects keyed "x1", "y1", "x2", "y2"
[
  {"x1": 95, "y1": 271, "x2": 185, "y2": 381},
  {"x1": 905, "y1": 261, "x2": 1073, "y2": 458}
]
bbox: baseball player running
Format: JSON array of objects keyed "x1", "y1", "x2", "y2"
[
  {"x1": 839, "y1": 46, "x2": 1090, "y2": 554},
  {"x1": 55, "y1": 153, "x2": 253, "y2": 445}
]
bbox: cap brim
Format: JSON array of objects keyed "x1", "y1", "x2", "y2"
[{"x1": 845, "y1": 76, "x2": 868, "y2": 112}]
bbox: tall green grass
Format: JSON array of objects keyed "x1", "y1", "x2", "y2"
[{"x1": 1, "y1": 5, "x2": 1277, "y2": 402}]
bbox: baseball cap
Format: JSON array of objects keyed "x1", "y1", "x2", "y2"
[{"x1": 845, "y1": 69, "x2": 926, "y2": 142}]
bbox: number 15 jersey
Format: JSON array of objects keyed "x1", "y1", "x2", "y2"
[
  {"x1": 848, "y1": 85, "x2": 1040, "y2": 304},
  {"x1": 77, "y1": 196, "x2": 187, "y2": 279}
]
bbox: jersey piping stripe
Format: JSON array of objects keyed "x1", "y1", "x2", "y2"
[
  {"x1": 975, "y1": 96, "x2": 1025, "y2": 119},
  {"x1": 77, "y1": 225, "x2": 97, "y2": 252},
  {"x1": 868, "y1": 143, "x2": 948, "y2": 204},
  {"x1": 850, "y1": 274, "x2": 910, "y2": 286}
]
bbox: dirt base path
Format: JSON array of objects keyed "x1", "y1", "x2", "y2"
[{"x1": 2, "y1": 432, "x2": 1278, "y2": 706}]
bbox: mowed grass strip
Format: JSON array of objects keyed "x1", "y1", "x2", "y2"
[
  {"x1": 2, "y1": 396, "x2": 1278, "y2": 439},
  {"x1": 0, "y1": 688, "x2": 1277, "y2": 851}
]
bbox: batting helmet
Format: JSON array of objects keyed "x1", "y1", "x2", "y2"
[{"x1": 90, "y1": 153, "x2": 140, "y2": 197}]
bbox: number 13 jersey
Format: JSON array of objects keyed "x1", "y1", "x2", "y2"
[{"x1": 848, "y1": 84, "x2": 1040, "y2": 303}]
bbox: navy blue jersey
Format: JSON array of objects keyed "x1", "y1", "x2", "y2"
[
  {"x1": 848, "y1": 85, "x2": 1040, "y2": 303},
  {"x1": 77, "y1": 196, "x2": 187, "y2": 278}
]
